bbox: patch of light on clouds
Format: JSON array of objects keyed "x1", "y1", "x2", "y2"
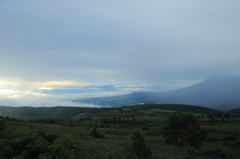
[
  {"x1": 0, "y1": 89, "x2": 18, "y2": 94},
  {"x1": 0, "y1": 78, "x2": 23, "y2": 86},
  {"x1": 38, "y1": 87, "x2": 54, "y2": 90},
  {"x1": 30, "y1": 81, "x2": 90, "y2": 86}
]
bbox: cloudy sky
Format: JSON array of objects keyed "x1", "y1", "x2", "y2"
[{"x1": 0, "y1": 0, "x2": 240, "y2": 106}]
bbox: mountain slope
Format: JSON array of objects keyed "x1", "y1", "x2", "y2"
[
  {"x1": 73, "y1": 77, "x2": 240, "y2": 111},
  {"x1": 155, "y1": 77, "x2": 240, "y2": 109}
]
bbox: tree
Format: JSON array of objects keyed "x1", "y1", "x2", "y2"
[
  {"x1": 117, "y1": 116, "x2": 122, "y2": 123},
  {"x1": 0, "y1": 120, "x2": 6, "y2": 133},
  {"x1": 69, "y1": 119, "x2": 73, "y2": 127},
  {"x1": 209, "y1": 116, "x2": 215, "y2": 123},
  {"x1": 89, "y1": 128, "x2": 105, "y2": 138},
  {"x1": 112, "y1": 117, "x2": 117, "y2": 124},
  {"x1": 225, "y1": 114, "x2": 230, "y2": 118},
  {"x1": 88, "y1": 121, "x2": 92, "y2": 127},
  {"x1": 49, "y1": 135, "x2": 75, "y2": 159},
  {"x1": 124, "y1": 130, "x2": 152, "y2": 159},
  {"x1": 162, "y1": 112, "x2": 207, "y2": 155}
]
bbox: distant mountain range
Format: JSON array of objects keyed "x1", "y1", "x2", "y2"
[{"x1": 73, "y1": 77, "x2": 240, "y2": 111}]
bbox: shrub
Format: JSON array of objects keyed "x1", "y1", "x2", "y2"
[
  {"x1": 89, "y1": 128, "x2": 105, "y2": 138},
  {"x1": 222, "y1": 136, "x2": 237, "y2": 142},
  {"x1": 162, "y1": 112, "x2": 207, "y2": 155},
  {"x1": 123, "y1": 130, "x2": 152, "y2": 159}
]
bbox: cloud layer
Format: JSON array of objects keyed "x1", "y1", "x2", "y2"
[{"x1": 0, "y1": 0, "x2": 240, "y2": 106}]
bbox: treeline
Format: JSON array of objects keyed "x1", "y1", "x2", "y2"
[{"x1": 0, "y1": 106, "x2": 93, "y2": 120}]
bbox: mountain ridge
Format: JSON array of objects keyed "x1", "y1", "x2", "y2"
[{"x1": 73, "y1": 76, "x2": 240, "y2": 111}]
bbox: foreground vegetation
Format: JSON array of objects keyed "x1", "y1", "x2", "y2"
[{"x1": 0, "y1": 104, "x2": 240, "y2": 158}]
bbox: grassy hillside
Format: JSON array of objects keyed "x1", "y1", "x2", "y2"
[
  {"x1": 1, "y1": 106, "x2": 240, "y2": 159},
  {"x1": 88, "y1": 104, "x2": 225, "y2": 116},
  {"x1": 0, "y1": 104, "x2": 234, "y2": 121}
]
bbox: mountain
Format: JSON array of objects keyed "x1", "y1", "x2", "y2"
[
  {"x1": 155, "y1": 76, "x2": 240, "y2": 111},
  {"x1": 73, "y1": 77, "x2": 240, "y2": 111}
]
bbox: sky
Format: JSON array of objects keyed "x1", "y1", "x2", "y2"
[{"x1": 0, "y1": 0, "x2": 240, "y2": 106}]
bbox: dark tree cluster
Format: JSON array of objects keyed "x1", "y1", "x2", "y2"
[
  {"x1": 0, "y1": 123, "x2": 78, "y2": 159},
  {"x1": 89, "y1": 128, "x2": 105, "y2": 138},
  {"x1": 162, "y1": 112, "x2": 207, "y2": 155},
  {"x1": 28, "y1": 118, "x2": 56, "y2": 124},
  {"x1": 124, "y1": 130, "x2": 152, "y2": 159},
  {"x1": 77, "y1": 116, "x2": 92, "y2": 123}
]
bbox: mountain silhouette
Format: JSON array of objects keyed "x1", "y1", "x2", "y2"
[
  {"x1": 154, "y1": 76, "x2": 240, "y2": 111},
  {"x1": 74, "y1": 77, "x2": 240, "y2": 111}
]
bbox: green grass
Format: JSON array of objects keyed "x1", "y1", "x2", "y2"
[
  {"x1": 1, "y1": 104, "x2": 240, "y2": 159},
  {"x1": 3, "y1": 114, "x2": 240, "y2": 159}
]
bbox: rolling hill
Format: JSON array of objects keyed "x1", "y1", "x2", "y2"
[
  {"x1": 0, "y1": 104, "x2": 234, "y2": 120},
  {"x1": 0, "y1": 106, "x2": 94, "y2": 120}
]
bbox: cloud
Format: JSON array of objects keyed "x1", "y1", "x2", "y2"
[
  {"x1": 0, "y1": 96, "x2": 100, "y2": 107},
  {"x1": 30, "y1": 81, "x2": 89, "y2": 86},
  {"x1": 0, "y1": 1, "x2": 240, "y2": 106},
  {"x1": 39, "y1": 84, "x2": 118, "y2": 94}
]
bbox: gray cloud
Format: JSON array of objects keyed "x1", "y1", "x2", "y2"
[{"x1": 0, "y1": 0, "x2": 240, "y2": 86}]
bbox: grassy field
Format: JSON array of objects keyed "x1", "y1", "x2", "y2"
[
  {"x1": 2, "y1": 105, "x2": 240, "y2": 159},
  {"x1": 1, "y1": 104, "x2": 240, "y2": 159}
]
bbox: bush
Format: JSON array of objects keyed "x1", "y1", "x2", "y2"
[
  {"x1": 162, "y1": 112, "x2": 207, "y2": 155},
  {"x1": 89, "y1": 128, "x2": 105, "y2": 138},
  {"x1": 142, "y1": 127, "x2": 151, "y2": 131},
  {"x1": 123, "y1": 130, "x2": 152, "y2": 159},
  {"x1": 222, "y1": 136, "x2": 237, "y2": 142},
  {"x1": 38, "y1": 131, "x2": 59, "y2": 144}
]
